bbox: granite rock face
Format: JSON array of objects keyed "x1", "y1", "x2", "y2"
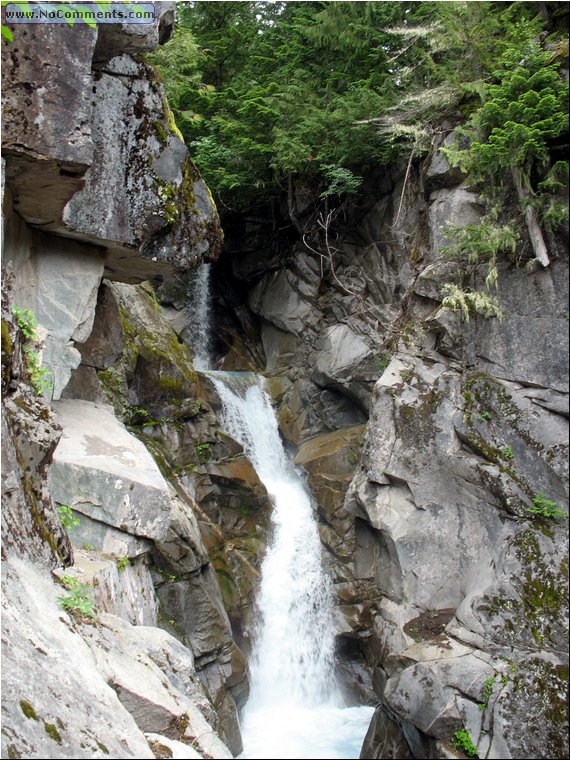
[
  {"x1": 213, "y1": 149, "x2": 568, "y2": 758},
  {"x1": 1, "y1": 10, "x2": 239, "y2": 760},
  {"x1": 1, "y1": 558, "x2": 232, "y2": 760}
]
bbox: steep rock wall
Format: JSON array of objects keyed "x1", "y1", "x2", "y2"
[
  {"x1": 1, "y1": 10, "x2": 247, "y2": 759},
  {"x1": 211, "y1": 143, "x2": 569, "y2": 757}
]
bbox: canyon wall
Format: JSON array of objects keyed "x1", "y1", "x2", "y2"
[
  {"x1": 211, "y1": 143, "x2": 569, "y2": 758},
  {"x1": 1, "y1": 9, "x2": 568, "y2": 760},
  {"x1": 1, "y1": 10, "x2": 251, "y2": 759}
]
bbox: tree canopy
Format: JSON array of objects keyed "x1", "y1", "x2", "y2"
[{"x1": 149, "y1": 1, "x2": 568, "y2": 218}]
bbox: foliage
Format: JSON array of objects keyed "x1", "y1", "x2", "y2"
[
  {"x1": 116, "y1": 556, "x2": 130, "y2": 573},
  {"x1": 478, "y1": 411, "x2": 492, "y2": 422},
  {"x1": 57, "y1": 505, "x2": 80, "y2": 532},
  {"x1": 11, "y1": 306, "x2": 53, "y2": 396},
  {"x1": 149, "y1": 1, "x2": 564, "y2": 219},
  {"x1": 196, "y1": 442, "x2": 211, "y2": 462},
  {"x1": 441, "y1": 284, "x2": 503, "y2": 323},
  {"x1": 11, "y1": 306, "x2": 37, "y2": 340},
  {"x1": 479, "y1": 674, "x2": 496, "y2": 710},
  {"x1": 319, "y1": 165, "x2": 363, "y2": 200},
  {"x1": 57, "y1": 576, "x2": 96, "y2": 620},
  {"x1": 526, "y1": 493, "x2": 566, "y2": 520},
  {"x1": 452, "y1": 728, "x2": 479, "y2": 758},
  {"x1": 442, "y1": 222, "x2": 517, "y2": 289},
  {"x1": 445, "y1": 44, "x2": 568, "y2": 179},
  {"x1": 441, "y1": 38, "x2": 568, "y2": 264}
]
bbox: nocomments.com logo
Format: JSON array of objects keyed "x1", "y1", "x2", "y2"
[{"x1": 4, "y1": 2, "x2": 155, "y2": 25}]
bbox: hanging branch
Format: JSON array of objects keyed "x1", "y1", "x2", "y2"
[{"x1": 302, "y1": 209, "x2": 380, "y2": 326}]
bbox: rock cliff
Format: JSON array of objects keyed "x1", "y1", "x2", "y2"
[
  {"x1": 209, "y1": 141, "x2": 568, "y2": 757},
  {"x1": 1, "y1": 8, "x2": 568, "y2": 760},
  {"x1": 1, "y1": 9, "x2": 246, "y2": 759}
]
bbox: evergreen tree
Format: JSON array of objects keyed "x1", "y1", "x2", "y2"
[{"x1": 150, "y1": 0, "x2": 568, "y2": 227}]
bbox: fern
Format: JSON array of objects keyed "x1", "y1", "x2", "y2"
[{"x1": 441, "y1": 283, "x2": 503, "y2": 323}]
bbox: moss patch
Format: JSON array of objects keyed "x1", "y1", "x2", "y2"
[
  {"x1": 19, "y1": 700, "x2": 38, "y2": 721},
  {"x1": 43, "y1": 722, "x2": 62, "y2": 744}
]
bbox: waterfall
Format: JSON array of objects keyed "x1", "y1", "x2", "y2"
[
  {"x1": 186, "y1": 263, "x2": 213, "y2": 370},
  {"x1": 209, "y1": 373, "x2": 375, "y2": 760},
  {"x1": 211, "y1": 374, "x2": 337, "y2": 706},
  {"x1": 187, "y1": 266, "x2": 373, "y2": 758}
]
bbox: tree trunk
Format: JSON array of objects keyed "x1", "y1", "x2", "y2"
[
  {"x1": 287, "y1": 174, "x2": 303, "y2": 235},
  {"x1": 512, "y1": 166, "x2": 550, "y2": 267}
]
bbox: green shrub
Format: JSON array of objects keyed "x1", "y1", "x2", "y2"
[
  {"x1": 11, "y1": 306, "x2": 53, "y2": 395},
  {"x1": 57, "y1": 505, "x2": 80, "y2": 532},
  {"x1": 452, "y1": 728, "x2": 479, "y2": 758},
  {"x1": 526, "y1": 493, "x2": 566, "y2": 520},
  {"x1": 116, "y1": 556, "x2": 130, "y2": 573},
  {"x1": 57, "y1": 576, "x2": 96, "y2": 619}
]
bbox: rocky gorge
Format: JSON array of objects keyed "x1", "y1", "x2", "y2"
[{"x1": 1, "y1": 6, "x2": 568, "y2": 760}]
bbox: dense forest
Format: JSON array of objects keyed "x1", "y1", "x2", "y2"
[
  {"x1": 149, "y1": 0, "x2": 568, "y2": 320},
  {"x1": 152, "y1": 3, "x2": 566, "y2": 207}
]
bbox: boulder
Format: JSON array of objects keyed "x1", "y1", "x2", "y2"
[
  {"x1": 53, "y1": 550, "x2": 157, "y2": 627},
  {"x1": 249, "y1": 268, "x2": 319, "y2": 336},
  {"x1": 10, "y1": 231, "x2": 105, "y2": 401},
  {"x1": 49, "y1": 399, "x2": 172, "y2": 541},
  {"x1": 2, "y1": 23, "x2": 223, "y2": 285},
  {"x1": 93, "y1": 2, "x2": 176, "y2": 63},
  {"x1": 313, "y1": 323, "x2": 377, "y2": 409},
  {"x1": 1, "y1": 24, "x2": 96, "y2": 226},
  {"x1": 0, "y1": 559, "x2": 155, "y2": 759},
  {"x1": 62, "y1": 55, "x2": 222, "y2": 281}
]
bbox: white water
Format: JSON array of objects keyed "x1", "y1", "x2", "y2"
[
  {"x1": 210, "y1": 373, "x2": 375, "y2": 759},
  {"x1": 187, "y1": 263, "x2": 213, "y2": 370}
]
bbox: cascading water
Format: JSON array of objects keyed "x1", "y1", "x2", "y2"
[
  {"x1": 186, "y1": 263, "x2": 213, "y2": 370},
  {"x1": 210, "y1": 373, "x2": 374, "y2": 759},
  {"x1": 188, "y1": 262, "x2": 373, "y2": 758}
]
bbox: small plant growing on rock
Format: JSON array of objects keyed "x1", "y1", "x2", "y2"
[
  {"x1": 196, "y1": 442, "x2": 211, "y2": 462},
  {"x1": 116, "y1": 556, "x2": 130, "y2": 573},
  {"x1": 452, "y1": 728, "x2": 479, "y2": 758},
  {"x1": 57, "y1": 505, "x2": 80, "y2": 532},
  {"x1": 11, "y1": 305, "x2": 53, "y2": 396},
  {"x1": 479, "y1": 675, "x2": 496, "y2": 710},
  {"x1": 526, "y1": 493, "x2": 566, "y2": 520},
  {"x1": 57, "y1": 576, "x2": 96, "y2": 620},
  {"x1": 477, "y1": 411, "x2": 492, "y2": 422}
]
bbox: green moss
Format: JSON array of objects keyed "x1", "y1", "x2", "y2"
[
  {"x1": 19, "y1": 700, "x2": 38, "y2": 721},
  {"x1": 157, "y1": 374, "x2": 185, "y2": 394},
  {"x1": 424, "y1": 388, "x2": 444, "y2": 412},
  {"x1": 43, "y1": 722, "x2": 62, "y2": 744},
  {"x1": 6, "y1": 746, "x2": 21, "y2": 759},
  {"x1": 483, "y1": 527, "x2": 568, "y2": 649},
  {"x1": 153, "y1": 120, "x2": 168, "y2": 146},
  {"x1": 174, "y1": 712, "x2": 190, "y2": 737},
  {"x1": 98, "y1": 366, "x2": 127, "y2": 412},
  {"x1": 17, "y1": 454, "x2": 65, "y2": 563},
  {"x1": 162, "y1": 96, "x2": 185, "y2": 142},
  {"x1": 509, "y1": 658, "x2": 569, "y2": 753},
  {"x1": 96, "y1": 741, "x2": 109, "y2": 754},
  {"x1": 1, "y1": 317, "x2": 13, "y2": 382},
  {"x1": 512, "y1": 529, "x2": 567, "y2": 646}
]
